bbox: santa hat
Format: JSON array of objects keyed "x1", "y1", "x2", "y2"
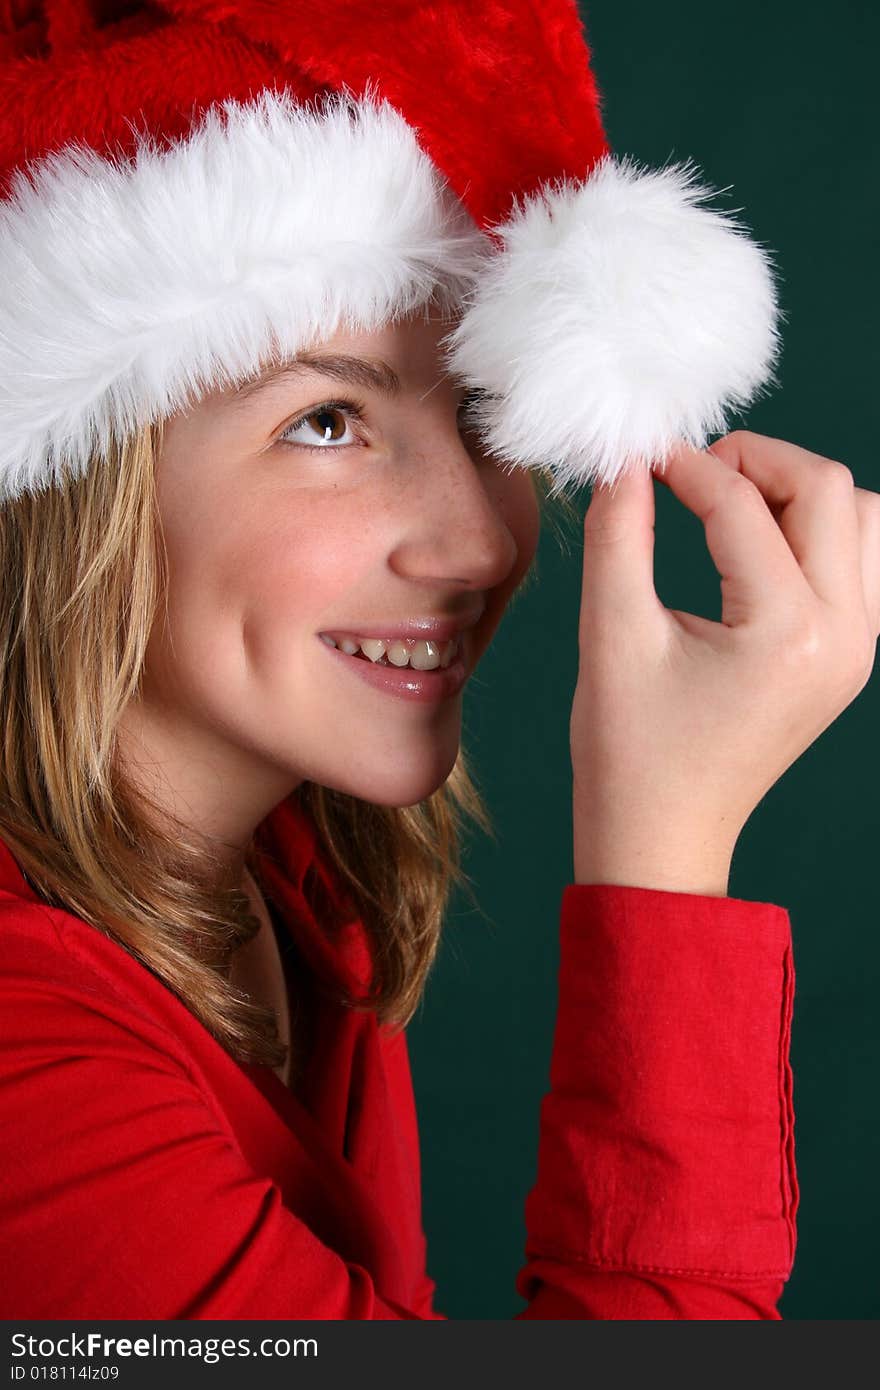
[{"x1": 0, "y1": 1, "x2": 781, "y2": 504}]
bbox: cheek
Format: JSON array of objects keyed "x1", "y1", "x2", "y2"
[
  {"x1": 235, "y1": 502, "x2": 376, "y2": 636},
  {"x1": 154, "y1": 485, "x2": 372, "y2": 682}
]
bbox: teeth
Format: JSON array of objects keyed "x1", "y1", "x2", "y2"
[
  {"x1": 387, "y1": 640, "x2": 442, "y2": 670},
  {"x1": 359, "y1": 638, "x2": 387, "y2": 663},
  {"x1": 322, "y1": 633, "x2": 458, "y2": 669},
  {"x1": 386, "y1": 641, "x2": 413, "y2": 667},
  {"x1": 410, "y1": 641, "x2": 442, "y2": 671}
]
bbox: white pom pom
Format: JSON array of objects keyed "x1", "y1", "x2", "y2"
[{"x1": 441, "y1": 153, "x2": 782, "y2": 496}]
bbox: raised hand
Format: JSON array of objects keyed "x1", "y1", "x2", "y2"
[{"x1": 570, "y1": 431, "x2": 880, "y2": 893}]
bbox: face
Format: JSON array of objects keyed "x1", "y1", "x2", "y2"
[{"x1": 116, "y1": 308, "x2": 540, "y2": 861}]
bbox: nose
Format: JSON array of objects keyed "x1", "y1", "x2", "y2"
[{"x1": 387, "y1": 431, "x2": 520, "y2": 591}]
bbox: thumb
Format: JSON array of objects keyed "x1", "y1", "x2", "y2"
[{"x1": 579, "y1": 462, "x2": 658, "y2": 631}]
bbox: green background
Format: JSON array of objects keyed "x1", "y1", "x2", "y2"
[{"x1": 407, "y1": 0, "x2": 880, "y2": 1319}]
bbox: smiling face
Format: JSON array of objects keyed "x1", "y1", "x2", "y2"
[{"x1": 116, "y1": 307, "x2": 540, "y2": 861}]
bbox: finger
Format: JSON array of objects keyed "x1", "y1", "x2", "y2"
[
  {"x1": 579, "y1": 463, "x2": 659, "y2": 630},
  {"x1": 652, "y1": 439, "x2": 809, "y2": 627},
  {"x1": 854, "y1": 486, "x2": 880, "y2": 638},
  {"x1": 705, "y1": 431, "x2": 863, "y2": 612}
]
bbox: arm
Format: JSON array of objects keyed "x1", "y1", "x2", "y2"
[
  {"x1": 546, "y1": 432, "x2": 876, "y2": 1315},
  {"x1": 512, "y1": 883, "x2": 798, "y2": 1319}
]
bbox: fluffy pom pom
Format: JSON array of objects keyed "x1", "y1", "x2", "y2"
[{"x1": 441, "y1": 153, "x2": 782, "y2": 495}]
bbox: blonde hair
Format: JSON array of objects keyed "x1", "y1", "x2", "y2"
[{"x1": 0, "y1": 416, "x2": 579, "y2": 1083}]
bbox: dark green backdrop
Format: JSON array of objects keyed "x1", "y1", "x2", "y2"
[{"x1": 407, "y1": 0, "x2": 879, "y2": 1320}]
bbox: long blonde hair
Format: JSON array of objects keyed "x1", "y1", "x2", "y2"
[{"x1": 0, "y1": 415, "x2": 579, "y2": 1081}]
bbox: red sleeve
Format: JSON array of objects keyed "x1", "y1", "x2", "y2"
[{"x1": 511, "y1": 883, "x2": 799, "y2": 1319}]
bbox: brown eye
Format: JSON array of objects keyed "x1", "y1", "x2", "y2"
[
  {"x1": 303, "y1": 407, "x2": 348, "y2": 442},
  {"x1": 310, "y1": 405, "x2": 348, "y2": 439},
  {"x1": 278, "y1": 399, "x2": 366, "y2": 451}
]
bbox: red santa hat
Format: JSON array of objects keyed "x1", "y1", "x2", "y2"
[{"x1": 0, "y1": 0, "x2": 781, "y2": 504}]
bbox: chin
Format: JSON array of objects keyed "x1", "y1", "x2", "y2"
[{"x1": 325, "y1": 745, "x2": 460, "y2": 808}]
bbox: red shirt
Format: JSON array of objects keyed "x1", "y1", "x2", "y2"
[{"x1": 0, "y1": 795, "x2": 798, "y2": 1318}]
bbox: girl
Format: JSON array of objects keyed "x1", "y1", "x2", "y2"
[{"x1": 1, "y1": 1, "x2": 877, "y2": 1319}]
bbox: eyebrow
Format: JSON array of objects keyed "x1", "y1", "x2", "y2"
[{"x1": 231, "y1": 353, "x2": 403, "y2": 404}]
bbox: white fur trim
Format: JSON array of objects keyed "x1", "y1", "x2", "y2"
[
  {"x1": 441, "y1": 154, "x2": 782, "y2": 494},
  {"x1": 0, "y1": 85, "x2": 486, "y2": 502}
]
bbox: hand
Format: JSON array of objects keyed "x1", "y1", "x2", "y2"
[{"x1": 570, "y1": 430, "x2": 880, "y2": 893}]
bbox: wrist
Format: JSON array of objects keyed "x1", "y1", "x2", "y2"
[{"x1": 573, "y1": 841, "x2": 734, "y2": 898}]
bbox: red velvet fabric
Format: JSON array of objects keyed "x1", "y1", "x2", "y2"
[
  {"x1": 0, "y1": 2, "x2": 608, "y2": 231},
  {"x1": 0, "y1": 795, "x2": 797, "y2": 1318}
]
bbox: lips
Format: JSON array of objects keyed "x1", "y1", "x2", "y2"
[
  {"x1": 318, "y1": 632, "x2": 469, "y2": 703},
  {"x1": 316, "y1": 603, "x2": 486, "y2": 648}
]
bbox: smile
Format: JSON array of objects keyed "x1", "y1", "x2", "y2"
[{"x1": 318, "y1": 634, "x2": 468, "y2": 704}]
